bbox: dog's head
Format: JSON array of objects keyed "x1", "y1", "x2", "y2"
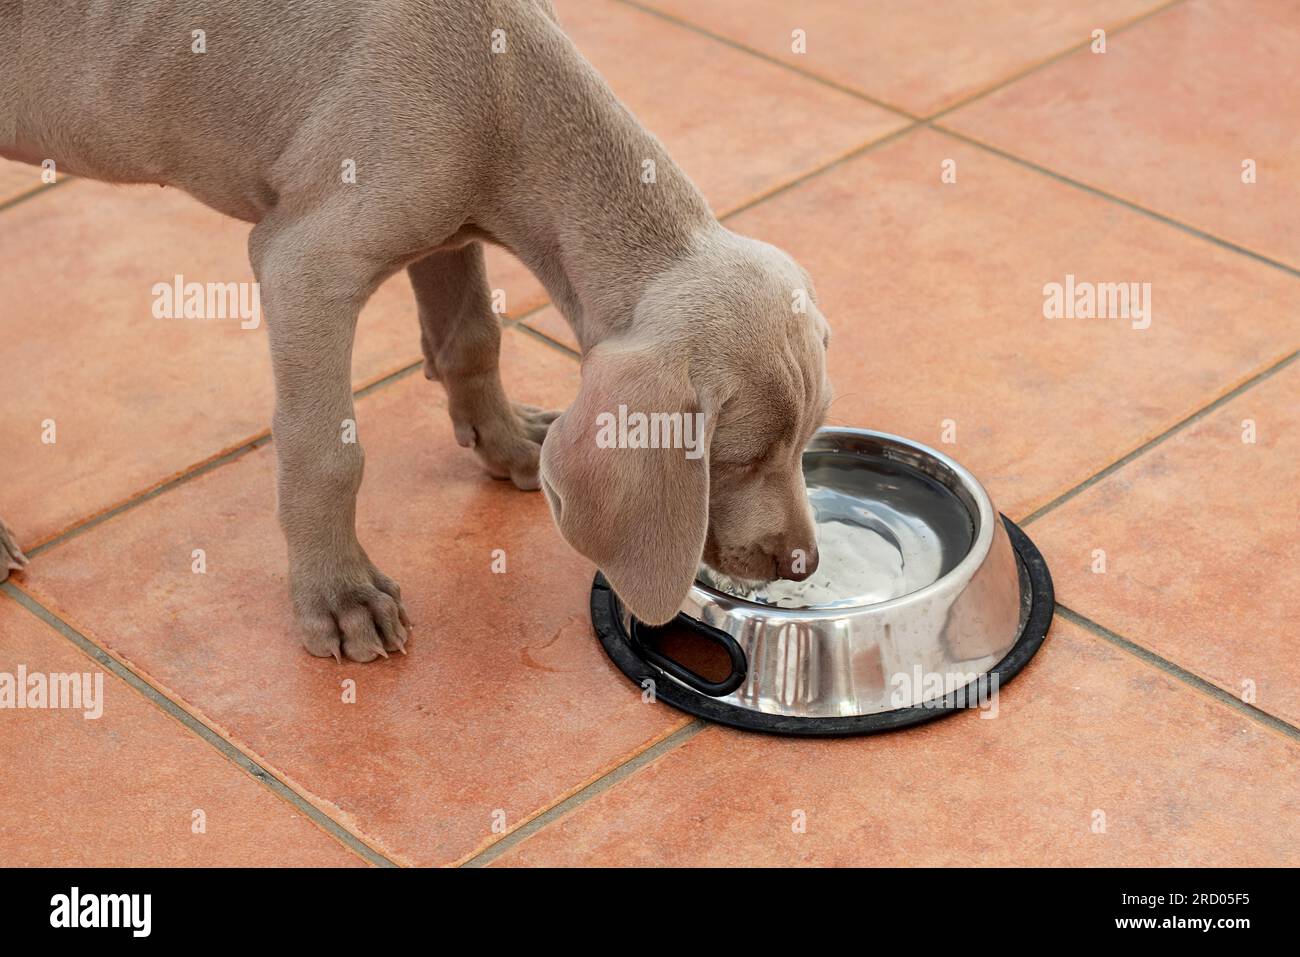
[{"x1": 539, "y1": 232, "x2": 831, "y2": 624}]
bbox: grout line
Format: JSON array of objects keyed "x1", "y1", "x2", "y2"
[
  {"x1": 509, "y1": 315, "x2": 580, "y2": 359},
  {"x1": 460, "y1": 719, "x2": 707, "y2": 867},
  {"x1": 615, "y1": 0, "x2": 921, "y2": 120},
  {"x1": 717, "y1": 120, "x2": 922, "y2": 222},
  {"x1": 1, "y1": 582, "x2": 399, "y2": 867},
  {"x1": 925, "y1": 0, "x2": 1190, "y2": 122},
  {"x1": 0, "y1": 176, "x2": 70, "y2": 214},
  {"x1": 714, "y1": 123, "x2": 916, "y2": 219},
  {"x1": 932, "y1": 124, "x2": 1300, "y2": 282},
  {"x1": 1056, "y1": 605, "x2": 1300, "y2": 744},
  {"x1": 1020, "y1": 350, "x2": 1298, "y2": 527},
  {"x1": 351, "y1": 359, "x2": 423, "y2": 400},
  {"x1": 501, "y1": 300, "x2": 551, "y2": 331},
  {"x1": 26, "y1": 434, "x2": 273, "y2": 558}
]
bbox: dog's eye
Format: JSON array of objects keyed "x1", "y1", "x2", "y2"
[
  {"x1": 714, "y1": 460, "x2": 760, "y2": 479},
  {"x1": 713, "y1": 449, "x2": 767, "y2": 472}
]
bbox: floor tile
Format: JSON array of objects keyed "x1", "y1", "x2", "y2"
[
  {"x1": 1031, "y1": 362, "x2": 1299, "y2": 725},
  {"x1": 0, "y1": 595, "x2": 364, "y2": 866},
  {"x1": 20, "y1": 329, "x2": 688, "y2": 866},
  {"x1": 684, "y1": 127, "x2": 1297, "y2": 519},
  {"x1": 943, "y1": 0, "x2": 1300, "y2": 270},
  {"x1": 557, "y1": 0, "x2": 908, "y2": 215},
  {"x1": 0, "y1": 180, "x2": 540, "y2": 550},
  {"x1": 636, "y1": 0, "x2": 1168, "y2": 115},
  {"x1": 0, "y1": 158, "x2": 45, "y2": 206},
  {"x1": 494, "y1": 618, "x2": 1300, "y2": 866}
]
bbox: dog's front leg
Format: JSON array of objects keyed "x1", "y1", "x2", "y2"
[
  {"x1": 250, "y1": 218, "x2": 410, "y2": 663},
  {"x1": 409, "y1": 243, "x2": 558, "y2": 490}
]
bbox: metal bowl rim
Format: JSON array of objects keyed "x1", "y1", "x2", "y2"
[{"x1": 690, "y1": 426, "x2": 998, "y2": 617}]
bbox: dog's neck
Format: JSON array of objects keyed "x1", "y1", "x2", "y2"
[{"x1": 476, "y1": 13, "x2": 716, "y2": 353}]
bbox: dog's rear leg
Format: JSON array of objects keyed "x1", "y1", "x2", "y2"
[
  {"x1": 409, "y1": 243, "x2": 558, "y2": 490},
  {"x1": 0, "y1": 518, "x2": 28, "y2": 581},
  {"x1": 250, "y1": 216, "x2": 410, "y2": 663}
]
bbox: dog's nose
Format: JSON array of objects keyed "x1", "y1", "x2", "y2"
[{"x1": 776, "y1": 543, "x2": 818, "y2": 581}]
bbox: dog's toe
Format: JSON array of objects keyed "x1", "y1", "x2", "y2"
[
  {"x1": 0, "y1": 518, "x2": 29, "y2": 582},
  {"x1": 514, "y1": 403, "x2": 560, "y2": 443},
  {"x1": 299, "y1": 611, "x2": 344, "y2": 662},
  {"x1": 510, "y1": 462, "x2": 541, "y2": 491},
  {"x1": 338, "y1": 605, "x2": 390, "y2": 662}
]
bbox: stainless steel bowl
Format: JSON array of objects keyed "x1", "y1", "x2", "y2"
[{"x1": 592, "y1": 428, "x2": 1053, "y2": 735}]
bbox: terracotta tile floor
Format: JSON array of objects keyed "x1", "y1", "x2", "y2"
[
  {"x1": 0, "y1": 596, "x2": 364, "y2": 866},
  {"x1": 943, "y1": 0, "x2": 1300, "y2": 271},
  {"x1": 2, "y1": 1, "x2": 1296, "y2": 867}
]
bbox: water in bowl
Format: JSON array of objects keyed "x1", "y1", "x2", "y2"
[{"x1": 697, "y1": 450, "x2": 975, "y2": 609}]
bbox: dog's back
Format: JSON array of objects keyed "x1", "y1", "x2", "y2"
[{"x1": 0, "y1": 0, "x2": 521, "y2": 222}]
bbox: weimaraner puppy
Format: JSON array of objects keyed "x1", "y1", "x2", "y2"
[{"x1": 0, "y1": 0, "x2": 831, "y2": 661}]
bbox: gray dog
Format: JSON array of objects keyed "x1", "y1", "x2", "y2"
[{"x1": 0, "y1": 0, "x2": 831, "y2": 661}]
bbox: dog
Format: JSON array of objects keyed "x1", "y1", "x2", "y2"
[{"x1": 0, "y1": 0, "x2": 832, "y2": 661}]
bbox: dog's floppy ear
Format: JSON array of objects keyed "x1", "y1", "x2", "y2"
[{"x1": 540, "y1": 340, "x2": 715, "y2": 625}]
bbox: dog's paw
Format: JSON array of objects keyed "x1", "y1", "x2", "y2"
[
  {"x1": 0, "y1": 518, "x2": 29, "y2": 582},
  {"x1": 293, "y1": 560, "x2": 411, "y2": 663},
  {"x1": 456, "y1": 402, "x2": 560, "y2": 491}
]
